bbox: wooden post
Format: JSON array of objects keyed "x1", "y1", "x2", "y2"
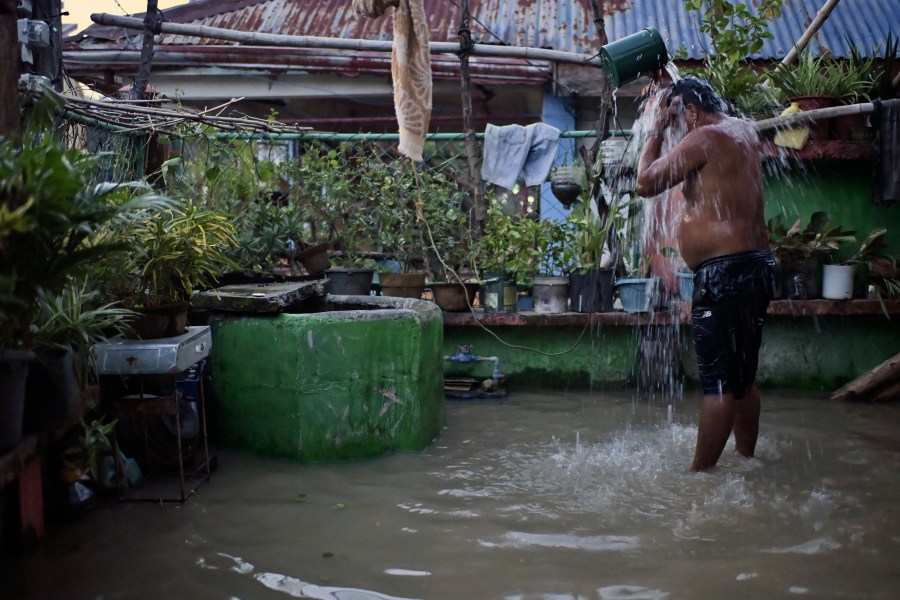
[
  {"x1": 0, "y1": 0, "x2": 21, "y2": 141},
  {"x1": 457, "y1": 0, "x2": 486, "y2": 233},
  {"x1": 831, "y1": 351, "x2": 900, "y2": 401},
  {"x1": 128, "y1": 0, "x2": 160, "y2": 100}
]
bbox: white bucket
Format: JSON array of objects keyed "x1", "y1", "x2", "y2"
[
  {"x1": 532, "y1": 276, "x2": 570, "y2": 314},
  {"x1": 821, "y1": 264, "x2": 854, "y2": 299}
]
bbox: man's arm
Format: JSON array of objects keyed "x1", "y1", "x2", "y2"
[{"x1": 635, "y1": 129, "x2": 709, "y2": 198}]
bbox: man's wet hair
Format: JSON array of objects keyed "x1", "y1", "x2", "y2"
[{"x1": 666, "y1": 77, "x2": 725, "y2": 113}]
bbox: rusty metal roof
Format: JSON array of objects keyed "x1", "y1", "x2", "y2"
[{"x1": 73, "y1": 0, "x2": 900, "y2": 60}]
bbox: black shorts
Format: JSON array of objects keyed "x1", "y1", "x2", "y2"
[{"x1": 690, "y1": 249, "x2": 776, "y2": 399}]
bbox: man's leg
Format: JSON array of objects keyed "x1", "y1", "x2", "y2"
[
  {"x1": 691, "y1": 392, "x2": 735, "y2": 471},
  {"x1": 732, "y1": 384, "x2": 761, "y2": 458}
]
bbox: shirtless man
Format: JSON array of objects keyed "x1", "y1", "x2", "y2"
[{"x1": 635, "y1": 77, "x2": 776, "y2": 471}]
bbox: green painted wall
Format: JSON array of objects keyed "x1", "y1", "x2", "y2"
[
  {"x1": 764, "y1": 160, "x2": 900, "y2": 258},
  {"x1": 209, "y1": 297, "x2": 445, "y2": 462}
]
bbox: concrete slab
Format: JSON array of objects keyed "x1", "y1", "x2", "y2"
[{"x1": 192, "y1": 280, "x2": 327, "y2": 313}]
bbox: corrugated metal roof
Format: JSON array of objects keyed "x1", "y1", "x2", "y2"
[{"x1": 76, "y1": 0, "x2": 900, "y2": 60}]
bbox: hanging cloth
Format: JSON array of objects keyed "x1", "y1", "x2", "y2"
[
  {"x1": 872, "y1": 99, "x2": 900, "y2": 205},
  {"x1": 481, "y1": 123, "x2": 562, "y2": 190},
  {"x1": 353, "y1": 0, "x2": 432, "y2": 162}
]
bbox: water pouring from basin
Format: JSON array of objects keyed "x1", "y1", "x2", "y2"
[{"x1": 600, "y1": 27, "x2": 670, "y2": 88}]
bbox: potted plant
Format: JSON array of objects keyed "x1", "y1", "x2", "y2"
[
  {"x1": 1, "y1": 122, "x2": 168, "y2": 448},
  {"x1": 94, "y1": 199, "x2": 239, "y2": 338},
  {"x1": 825, "y1": 227, "x2": 900, "y2": 306},
  {"x1": 831, "y1": 37, "x2": 896, "y2": 140},
  {"x1": 412, "y1": 173, "x2": 481, "y2": 311},
  {"x1": 767, "y1": 211, "x2": 857, "y2": 299},
  {"x1": 531, "y1": 218, "x2": 571, "y2": 314},
  {"x1": 25, "y1": 280, "x2": 136, "y2": 430},
  {"x1": 164, "y1": 138, "x2": 315, "y2": 280},
  {"x1": 59, "y1": 416, "x2": 118, "y2": 514},
  {"x1": 478, "y1": 204, "x2": 544, "y2": 313},
  {"x1": 768, "y1": 50, "x2": 849, "y2": 140},
  {"x1": 549, "y1": 156, "x2": 587, "y2": 209},
  {"x1": 298, "y1": 142, "x2": 378, "y2": 295},
  {"x1": 611, "y1": 188, "x2": 662, "y2": 313},
  {"x1": 563, "y1": 189, "x2": 625, "y2": 313},
  {"x1": 222, "y1": 195, "x2": 310, "y2": 280},
  {"x1": 371, "y1": 159, "x2": 428, "y2": 299}
]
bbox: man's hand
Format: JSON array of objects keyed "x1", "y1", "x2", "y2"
[{"x1": 653, "y1": 95, "x2": 681, "y2": 132}]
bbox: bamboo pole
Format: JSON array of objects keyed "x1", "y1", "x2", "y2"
[
  {"x1": 90, "y1": 13, "x2": 603, "y2": 67},
  {"x1": 777, "y1": 0, "x2": 842, "y2": 68},
  {"x1": 754, "y1": 101, "x2": 874, "y2": 132}
]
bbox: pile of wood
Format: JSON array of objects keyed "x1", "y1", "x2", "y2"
[{"x1": 831, "y1": 352, "x2": 900, "y2": 402}]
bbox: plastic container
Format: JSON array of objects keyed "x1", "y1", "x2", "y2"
[
  {"x1": 479, "y1": 272, "x2": 518, "y2": 314},
  {"x1": 615, "y1": 277, "x2": 660, "y2": 313},
  {"x1": 600, "y1": 28, "x2": 669, "y2": 88},
  {"x1": 569, "y1": 268, "x2": 614, "y2": 313},
  {"x1": 676, "y1": 270, "x2": 694, "y2": 302},
  {"x1": 532, "y1": 276, "x2": 570, "y2": 314},
  {"x1": 822, "y1": 264, "x2": 854, "y2": 299}
]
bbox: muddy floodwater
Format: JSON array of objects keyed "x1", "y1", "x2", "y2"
[{"x1": 5, "y1": 389, "x2": 900, "y2": 599}]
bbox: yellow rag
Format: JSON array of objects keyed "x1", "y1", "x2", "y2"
[{"x1": 773, "y1": 102, "x2": 810, "y2": 150}]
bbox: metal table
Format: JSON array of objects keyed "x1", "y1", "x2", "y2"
[{"x1": 93, "y1": 326, "x2": 213, "y2": 503}]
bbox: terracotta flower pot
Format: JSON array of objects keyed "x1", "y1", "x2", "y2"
[
  {"x1": 298, "y1": 242, "x2": 331, "y2": 275},
  {"x1": 430, "y1": 282, "x2": 479, "y2": 311},
  {"x1": 379, "y1": 272, "x2": 427, "y2": 299},
  {"x1": 125, "y1": 301, "x2": 191, "y2": 339},
  {"x1": 791, "y1": 95, "x2": 837, "y2": 141}
]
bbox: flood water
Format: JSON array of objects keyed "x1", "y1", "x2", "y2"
[{"x1": 6, "y1": 389, "x2": 900, "y2": 599}]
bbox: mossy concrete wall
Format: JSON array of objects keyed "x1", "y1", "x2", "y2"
[
  {"x1": 443, "y1": 325, "x2": 641, "y2": 389},
  {"x1": 444, "y1": 315, "x2": 900, "y2": 393},
  {"x1": 755, "y1": 314, "x2": 900, "y2": 390},
  {"x1": 209, "y1": 296, "x2": 445, "y2": 462}
]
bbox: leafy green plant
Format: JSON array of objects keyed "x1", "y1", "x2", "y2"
[
  {"x1": 535, "y1": 219, "x2": 571, "y2": 276},
  {"x1": 225, "y1": 197, "x2": 308, "y2": 275},
  {"x1": 767, "y1": 211, "x2": 857, "y2": 269},
  {"x1": 0, "y1": 131, "x2": 171, "y2": 351},
  {"x1": 60, "y1": 417, "x2": 117, "y2": 484},
  {"x1": 839, "y1": 228, "x2": 900, "y2": 301},
  {"x1": 296, "y1": 142, "x2": 378, "y2": 268},
  {"x1": 767, "y1": 51, "x2": 854, "y2": 101},
  {"x1": 407, "y1": 170, "x2": 476, "y2": 283},
  {"x1": 563, "y1": 179, "x2": 634, "y2": 274},
  {"x1": 681, "y1": 0, "x2": 784, "y2": 107},
  {"x1": 734, "y1": 83, "x2": 782, "y2": 119},
  {"x1": 95, "y1": 200, "x2": 239, "y2": 307},
  {"x1": 479, "y1": 204, "x2": 545, "y2": 285}
]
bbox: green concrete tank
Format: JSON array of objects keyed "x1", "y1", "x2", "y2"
[{"x1": 209, "y1": 296, "x2": 445, "y2": 462}]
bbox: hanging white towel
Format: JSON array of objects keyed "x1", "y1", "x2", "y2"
[{"x1": 481, "y1": 123, "x2": 561, "y2": 190}]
